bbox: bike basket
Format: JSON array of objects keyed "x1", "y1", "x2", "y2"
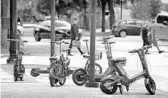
[
  {"x1": 95, "y1": 52, "x2": 102, "y2": 60},
  {"x1": 72, "y1": 40, "x2": 81, "y2": 47}
]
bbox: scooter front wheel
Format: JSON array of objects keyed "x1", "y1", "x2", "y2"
[
  {"x1": 72, "y1": 68, "x2": 87, "y2": 86},
  {"x1": 59, "y1": 68, "x2": 66, "y2": 85},
  {"x1": 13, "y1": 65, "x2": 19, "y2": 81},
  {"x1": 100, "y1": 79, "x2": 118, "y2": 94},
  {"x1": 49, "y1": 69, "x2": 58, "y2": 87},
  {"x1": 145, "y1": 77, "x2": 156, "y2": 95},
  {"x1": 49, "y1": 77, "x2": 57, "y2": 87}
]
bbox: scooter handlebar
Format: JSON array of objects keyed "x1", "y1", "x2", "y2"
[
  {"x1": 103, "y1": 35, "x2": 114, "y2": 40},
  {"x1": 97, "y1": 35, "x2": 115, "y2": 42},
  {"x1": 101, "y1": 41, "x2": 115, "y2": 44},
  {"x1": 129, "y1": 45, "x2": 152, "y2": 53}
]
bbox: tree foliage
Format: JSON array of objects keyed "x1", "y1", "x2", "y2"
[
  {"x1": 36, "y1": 0, "x2": 89, "y2": 16},
  {"x1": 130, "y1": 0, "x2": 162, "y2": 20}
]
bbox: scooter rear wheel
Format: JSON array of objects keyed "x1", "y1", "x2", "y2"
[
  {"x1": 145, "y1": 77, "x2": 156, "y2": 95},
  {"x1": 100, "y1": 79, "x2": 118, "y2": 94},
  {"x1": 72, "y1": 68, "x2": 87, "y2": 86}
]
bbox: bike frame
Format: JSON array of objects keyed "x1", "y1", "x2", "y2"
[
  {"x1": 83, "y1": 38, "x2": 115, "y2": 75},
  {"x1": 101, "y1": 39, "x2": 115, "y2": 75},
  {"x1": 113, "y1": 48, "x2": 150, "y2": 85}
]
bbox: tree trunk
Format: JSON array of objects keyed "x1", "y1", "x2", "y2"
[
  {"x1": 108, "y1": 0, "x2": 115, "y2": 30},
  {"x1": 101, "y1": 0, "x2": 106, "y2": 32},
  {"x1": 1, "y1": 0, "x2": 10, "y2": 48}
]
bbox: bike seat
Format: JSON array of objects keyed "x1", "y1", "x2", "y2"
[{"x1": 112, "y1": 57, "x2": 126, "y2": 62}]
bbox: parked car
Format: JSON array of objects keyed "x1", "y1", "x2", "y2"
[
  {"x1": 154, "y1": 11, "x2": 168, "y2": 40},
  {"x1": 34, "y1": 20, "x2": 71, "y2": 41},
  {"x1": 112, "y1": 19, "x2": 144, "y2": 37}
]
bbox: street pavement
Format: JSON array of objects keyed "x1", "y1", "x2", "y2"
[{"x1": 1, "y1": 36, "x2": 168, "y2": 98}]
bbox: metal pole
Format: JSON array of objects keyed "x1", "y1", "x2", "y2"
[
  {"x1": 85, "y1": 0, "x2": 98, "y2": 88},
  {"x1": 7, "y1": 0, "x2": 17, "y2": 63},
  {"x1": 50, "y1": 0, "x2": 55, "y2": 65},
  {"x1": 120, "y1": 0, "x2": 122, "y2": 19}
]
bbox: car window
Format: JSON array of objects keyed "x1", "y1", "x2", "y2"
[
  {"x1": 40, "y1": 21, "x2": 50, "y2": 27},
  {"x1": 55, "y1": 21, "x2": 68, "y2": 27},
  {"x1": 135, "y1": 20, "x2": 144, "y2": 25},
  {"x1": 45, "y1": 17, "x2": 58, "y2": 20},
  {"x1": 157, "y1": 15, "x2": 168, "y2": 25},
  {"x1": 126, "y1": 20, "x2": 135, "y2": 25},
  {"x1": 116, "y1": 21, "x2": 126, "y2": 25}
]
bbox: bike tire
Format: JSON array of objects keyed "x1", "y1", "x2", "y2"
[
  {"x1": 72, "y1": 68, "x2": 87, "y2": 86},
  {"x1": 49, "y1": 77, "x2": 56, "y2": 87},
  {"x1": 100, "y1": 78, "x2": 118, "y2": 94},
  {"x1": 20, "y1": 76, "x2": 23, "y2": 81},
  {"x1": 13, "y1": 65, "x2": 18, "y2": 81},
  {"x1": 145, "y1": 77, "x2": 156, "y2": 95},
  {"x1": 59, "y1": 67, "x2": 66, "y2": 85},
  {"x1": 49, "y1": 68, "x2": 58, "y2": 87},
  {"x1": 85, "y1": 63, "x2": 102, "y2": 74}
]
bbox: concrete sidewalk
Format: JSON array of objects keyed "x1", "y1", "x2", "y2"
[{"x1": 1, "y1": 47, "x2": 168, "y2": 92}]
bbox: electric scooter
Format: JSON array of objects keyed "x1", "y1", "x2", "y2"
[
  {"x1": 49, "y1": 41, "x2": 72, "y2": 86},
  {"x1": 100, "y1": 45, "x2": 156, "y2": 95},
  {"x1": 72, "y1": 36, "x2": 118, "y2": 86},
  {"x1": 7, "y1": 39, "x2": 27, "y2": 81}
]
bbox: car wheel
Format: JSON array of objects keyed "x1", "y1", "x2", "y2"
[
  {"x1": 34, "y1": 31, "x2": 41, "y2": 42},
  {"x1": 119, "y1": 31, "x2": 127, "y2": 37}
]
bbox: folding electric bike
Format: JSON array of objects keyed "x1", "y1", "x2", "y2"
[
  {"x1": 49, "y1": 41, "x2": 73, "y2": 86},
  {"x1": 31, "y1": 41, "x2": 73, "y2": 87},
  {"x1": 100, "y1": 45, "x2": 156, "y2": 95},
  {"x1": 82, "y1": 39, "x2": 102, "y2": 74},
  {"x1": 7, "y1": 39, "x2": 27, "y2": 81},
  {"x1": 72, "y1": 36, "x2": 117, "y2": 86}
]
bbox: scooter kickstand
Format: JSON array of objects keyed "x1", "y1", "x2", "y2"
[{"x1": 118, "y1": 85, "x2": 124, "y2": 94}]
